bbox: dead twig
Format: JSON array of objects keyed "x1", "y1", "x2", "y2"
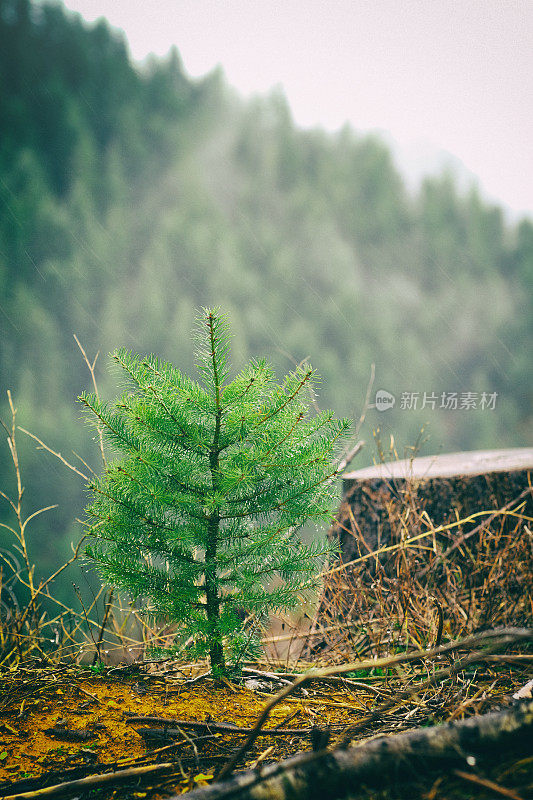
[
  {"x1": 453, "y1": 768, "x2": 525, "y2": 800},
  {"x1": 73, "y1": 333, "x2": 107, "y2": 468},
  {"x1": 126, "y1": 716, "x2": 322, "y2": 737},
  {"x1": 417, "y1": 484, "x2": 533, "y2": 578},
  {"x1": 216, "y1": 627, "x2": 532, "y2": 780},
  {"x1": 0, "y1": 763, "x2": 174, "y2": 800},
  {"x1": 17, "y1": 428, "x2": 89, "y2": 482}
]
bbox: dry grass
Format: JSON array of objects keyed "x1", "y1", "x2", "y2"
[{"x1": 303, "y1": 469, "x2": 533, "y2": 663}]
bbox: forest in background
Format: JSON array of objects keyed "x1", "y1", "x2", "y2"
[{"x1": 0, "y1": 0, "x2": 532, "y2": 595}]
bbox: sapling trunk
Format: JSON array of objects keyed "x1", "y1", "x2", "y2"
[
  {"x1": 205, "y1": 515, "x2": 224, "y2": 673},
  {"x1": 206, "y1": 320, "x2": 225, "y2": 673}
]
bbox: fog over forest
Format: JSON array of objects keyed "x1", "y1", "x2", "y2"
[{"x1": 0, "y1": 0, "x2": 531, "y2": 591}]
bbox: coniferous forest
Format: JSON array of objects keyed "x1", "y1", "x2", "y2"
[
  {"x1": 1, "y1": 0, "x2": 532, "y2": 591},
  {"x1": 1, "y1": 4, "x2": 533, "y2": 798}
]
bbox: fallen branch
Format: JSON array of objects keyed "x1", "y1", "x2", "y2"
[
  {"x1": 43, "y1": 725, "x2": 96, "y2": 741},
  {"x1": 216, "y1": 627, "x2": 532, "y2": 780},
  {"x1": 126, "y1": 715, "x2": 323, "y2": 737},
  {"x1": 453, "y1": 768, "x2": 524, "y2": 800},
  {"x1": 0, "y1": 763, "x2": 174, "y2": 800},
  {"x1": 177, "y1": 700, "x2": 533, "y2": 800},
  {"x1": 331, "y1": 638, "x2": 527, "y2": 749}
]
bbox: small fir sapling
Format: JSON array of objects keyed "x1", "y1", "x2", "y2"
[{"x1": 79, "y1": 309, "x2": 351, "y2": 674}]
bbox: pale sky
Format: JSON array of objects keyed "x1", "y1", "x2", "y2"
[{"x1": 61, "y1": 0, "x2": 533, "y2": 218}]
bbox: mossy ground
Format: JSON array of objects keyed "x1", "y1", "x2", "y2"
[
  {"x1": 1, "y1": 661, "x2": 531, "y2": 799},
  {"x1": 0, "y1": 666, "x2": 365, "y2": 797}
]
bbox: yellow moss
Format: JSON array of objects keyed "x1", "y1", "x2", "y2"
[{"x1": 0, "y1": 673, "x2": 365, "y2": 783}]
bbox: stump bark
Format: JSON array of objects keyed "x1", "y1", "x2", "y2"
[
  {"x1": 305, "y1": 448, "x2": 533, "y2": 658},
  {"x1": 337, "y1": 448, "x2": 533, "y2": 558}
]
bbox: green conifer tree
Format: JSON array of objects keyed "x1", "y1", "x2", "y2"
[{"x1": 79, "y1": 309, "x2": 350, "y2": 674}]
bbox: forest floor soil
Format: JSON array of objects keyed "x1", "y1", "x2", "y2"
[{"x1": 0, "y1": 662, "x2": 531, "y2": 799}]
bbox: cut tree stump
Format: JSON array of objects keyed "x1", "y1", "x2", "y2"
[
  {"x1": 304, "y1": 448, "x2": 533, "y2": 657},
  {"x1": 337, "y1": 448, "x2": 533, "y2": 558}
]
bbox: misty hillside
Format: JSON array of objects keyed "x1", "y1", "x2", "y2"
[{"x1": 0, "y1": 0, "x2": 532, "y2": 586}]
